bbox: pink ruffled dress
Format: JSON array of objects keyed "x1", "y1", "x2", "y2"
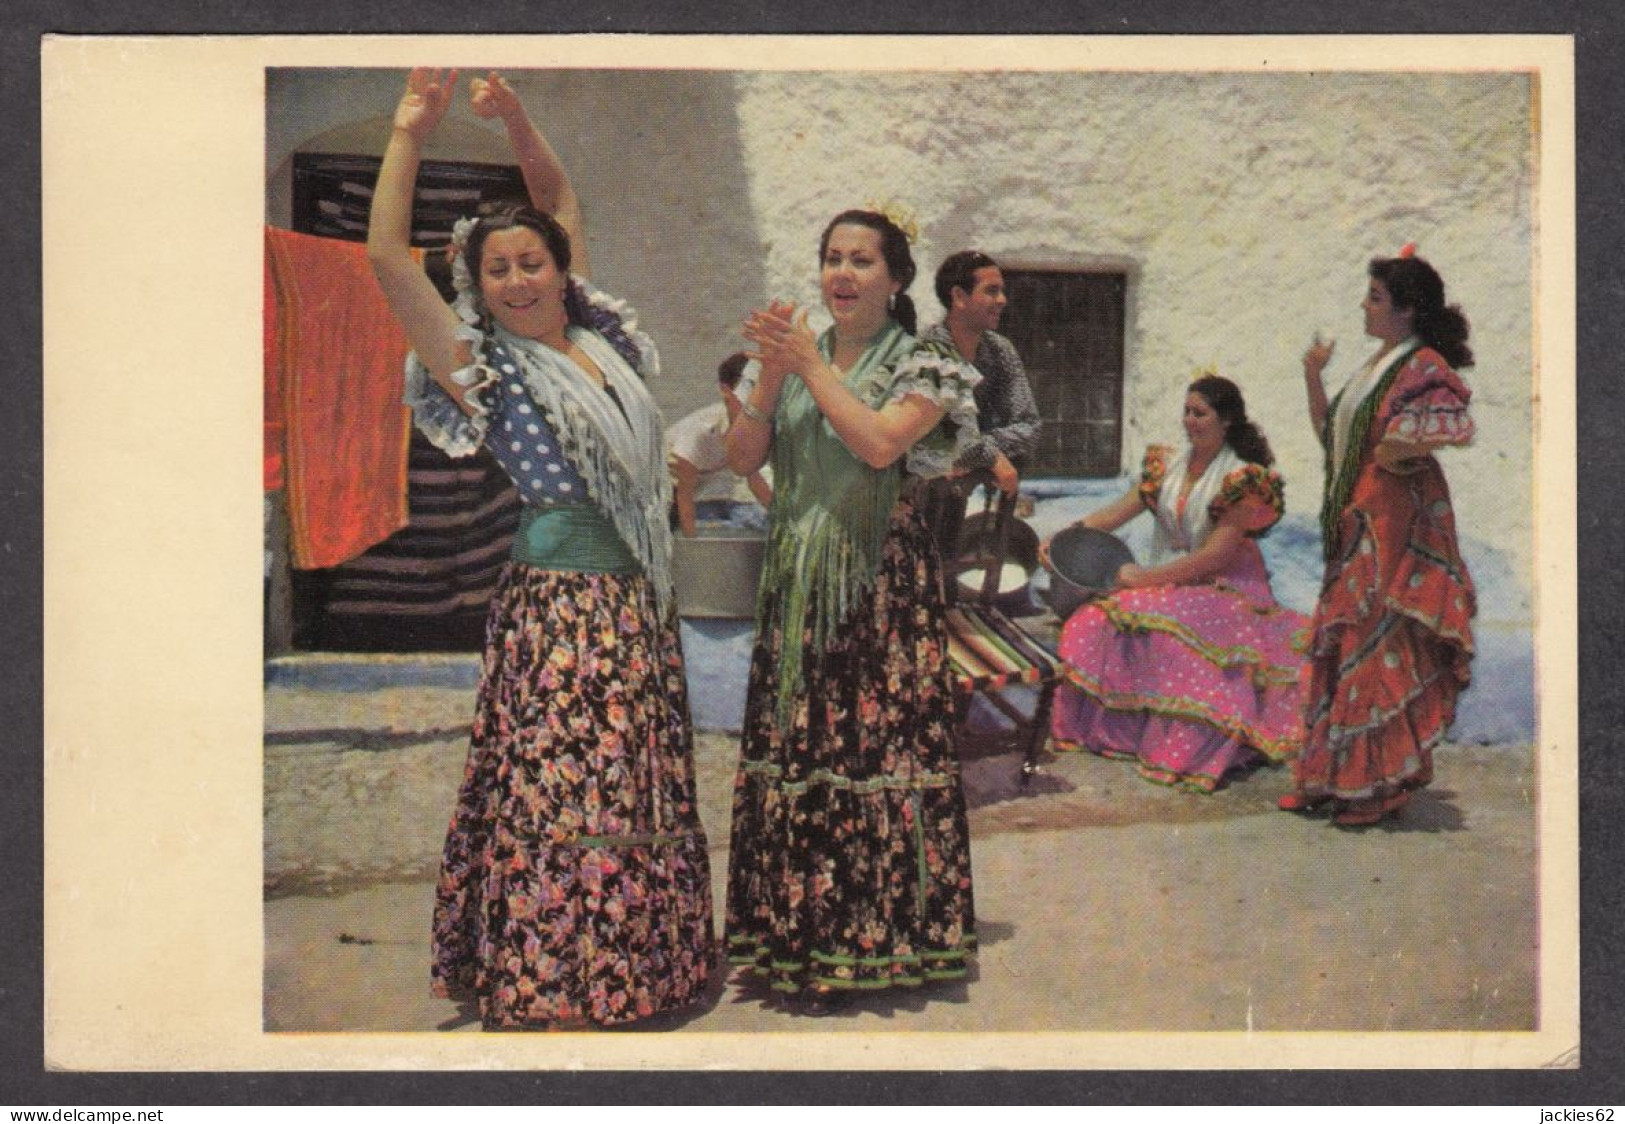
[{"x1": 1052, "y1": 446, "x2": 1311, "y2": 792}]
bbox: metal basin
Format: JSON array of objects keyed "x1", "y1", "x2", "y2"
[
  {"x1": 672, "y1": 529, "x2": 766, "y2": 618},
  {"x1": 951, "y1": 510, "x2": 1041, "y2": 614},
  {"x1": 1043, "y1": 525, "x2": 1135, "y2": 619}
]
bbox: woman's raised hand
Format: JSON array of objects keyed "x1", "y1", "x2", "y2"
[
  {"x1": 744, "y1": 300, "x2": 819, "y2": 381},
  {"x1": 393, "y1": 67, "x2": 459, "y2": 142},
  {"x1": 471, "y1": 71, "x2": 525, "y2": 123},
  {"x1": 1302, "y1": 332, "x2": 1336, "y2": 379}
]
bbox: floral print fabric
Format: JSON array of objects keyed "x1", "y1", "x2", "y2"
[
  {"x1": 724, "y1": 501, "x2": 977, "y2": 993},
  {"x1": 1138, "y1": 444, "x2": 1288, "y2": 536},
  {"x1": 431, "y1": 564, "x2": 714, "y2": 1028}
]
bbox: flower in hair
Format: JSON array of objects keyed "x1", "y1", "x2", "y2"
[
  {"x1": 447, "y1": 215, "x2": 478, "y2": 261},
  {"x1": 1397, "y1": 241, "x2": 1418, "y2": 259},
  {"x1": 1190, "y1": 362, "x2": 1219, "y2": 383},
  {"x1": 862, "y1": 198, "x2": 920, "y2": 243},
  {"x1": 447, "y1": 215, "x2": 482, "y2": 327}
]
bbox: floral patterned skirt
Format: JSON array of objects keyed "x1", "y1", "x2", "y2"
[
  {"x1": 431, "y1": 564, "x2": 714, "y2": 1029},
  {"x1": 723, "y1": 502, "x2": 977, "y2": 994}
]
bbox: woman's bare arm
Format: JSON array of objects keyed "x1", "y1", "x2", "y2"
[
  {"x1": 1116, "y1": 507, "x2": 1249, "y2": 589},
  {"x1": 365, "y1": 68, "x2": 477, "y2": 406},
  {"x1": 471, "y1": 72, "x2": 590, "y2": 278}
]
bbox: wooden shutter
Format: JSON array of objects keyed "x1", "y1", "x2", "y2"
[{"x1": 998, "y1": 269, "x2": 1127, "y2": 478}]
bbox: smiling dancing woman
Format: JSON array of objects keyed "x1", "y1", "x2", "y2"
[
  {"x1": 722, "y1": 208, "x2": 983, "y2": 1012},
  {"x1": 1279, "y1": 247, "x2": 1476, "y2": 828},
  {"x1": 366, "y1": 69, "x2": 712, "y2": 1029}
]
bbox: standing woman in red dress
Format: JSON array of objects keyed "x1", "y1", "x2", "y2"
[{"x1": 1281, "y1": 246, "x2": 1477, "y2": 827}]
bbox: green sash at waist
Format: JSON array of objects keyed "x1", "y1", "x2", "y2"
[{"x1": 511, "y1": 504, "x2": 641, "y2": 574}]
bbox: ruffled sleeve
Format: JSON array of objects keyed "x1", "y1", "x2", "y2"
[
  {"x1": 404, "y1": 342, "x2": 592, "y2": 506},
  {"x1": 1137, "y1": 444, "x2": 1173, "y2": 510},
  {"x1": 874, "y1": 340, "x2": 983, "y2": 478},
  {"x1": 403, "y1": 351, "x2": 499, "y2": 458},
  {"x1": 1207, "y1": 462, "x2": 1286, "y2": 537},
  {"x1": 1382, "y1": 347, "x2": 1474, "y2": 446}
]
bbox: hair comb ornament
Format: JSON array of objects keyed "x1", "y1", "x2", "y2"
[{"x1": 862, "y1": 198, "x2": 921, "y2": 243}]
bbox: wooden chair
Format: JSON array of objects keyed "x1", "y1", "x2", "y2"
[{"x1": 937, "y1": 481, "x2": 1061, "y2": 784}]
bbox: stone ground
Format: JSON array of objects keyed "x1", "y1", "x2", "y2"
[{"x1": 264, "y1": 665, "x2": 1539, "y2": 1037}]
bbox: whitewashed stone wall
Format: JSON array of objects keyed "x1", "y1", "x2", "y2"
[
  {"x1": 267, "y1": 67, "x2": 1537, "y2": 606},
  {"x1": 732, "y1": 69, "x2": 1536, "y2": 603}
]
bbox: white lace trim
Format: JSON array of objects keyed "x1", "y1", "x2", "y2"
[
  {"x1": 881, "y1": 350, "x2": 984, "y2": 479},
  {"x1": 402, "y1": 357, "x2": 499, "y2": 458}
]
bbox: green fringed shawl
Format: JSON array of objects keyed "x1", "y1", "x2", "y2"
[
  {"x1": 1319, "y1": 342, "x2": 1419, "y2": 562},
  {"x1": 760, "y1": 319, "x2": 927, "y2": 725}
]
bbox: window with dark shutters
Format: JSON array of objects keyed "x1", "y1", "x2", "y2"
[{"x1": 997, "y1": 269, "x2": 1127, "y2": 479}]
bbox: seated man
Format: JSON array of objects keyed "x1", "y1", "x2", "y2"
[
  {"x1": 918, "y1": 250, "x2": 1042, "y2": 557},
  {"x1": 667, "y1": 351, "x2": 774, "y2": 536}
]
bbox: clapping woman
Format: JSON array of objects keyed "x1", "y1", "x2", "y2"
[{"x1": 722, "y1": 208, "x2": 982, "y2": 1009}]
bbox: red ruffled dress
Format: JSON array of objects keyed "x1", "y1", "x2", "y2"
[
  {"x1": 1052, "y1": 447, "x2": 1311, "y2": 792},
  {"x1": 1291, "y1": 347, "x2": 1476, "y2": 814}
]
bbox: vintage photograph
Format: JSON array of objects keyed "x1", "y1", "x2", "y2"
[{"x1": 260, "y1": 52, "x2": 1556, "y2": 1041}]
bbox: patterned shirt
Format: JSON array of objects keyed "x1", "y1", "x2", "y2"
[
  {"x1": 918, "y1": 323, "x2": 1040, "y2": 471},
  {"x1": 475, "y1": 339, "x2": 593, "y2": 506}
]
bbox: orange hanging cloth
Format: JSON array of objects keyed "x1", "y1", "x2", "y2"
[
  {"x1": 264, "y1": 225, "x2": 417, "y2": 568},
  {"x1": 263, "y1": 245, "x2": 286, "y2": 492}
]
